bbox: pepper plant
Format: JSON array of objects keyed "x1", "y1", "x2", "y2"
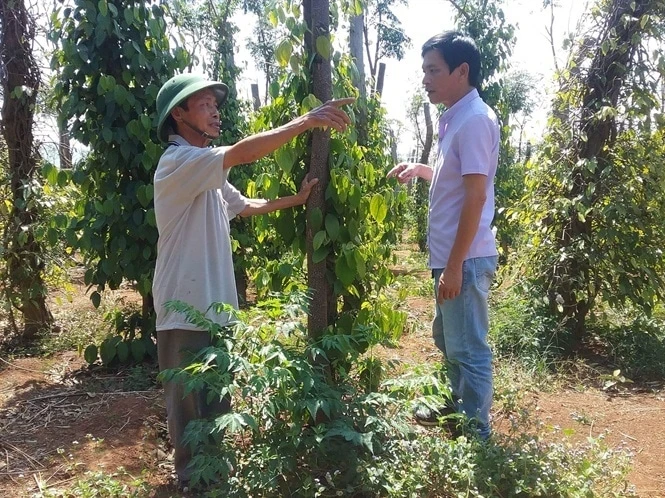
[
  {"x1": 235, "y1": 0, "x2": 408, "y2": 353},
  {"x1": 50, "y1": 0, "x2": 189, "y2": 363}
]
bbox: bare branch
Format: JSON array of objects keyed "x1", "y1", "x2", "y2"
[{"x1": 447, "y1": 0, "x2": 472, "y2": 23}]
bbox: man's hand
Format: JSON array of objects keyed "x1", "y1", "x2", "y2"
[
  {"x1": 387, "y1": 162, "x2": 433, "y2": 183},
  {"x1": 295, "y1": 174, "x2": 319, "y2": 204},
  {"x1": 388, "y1": 163, "x2": 419, "y2": 184},
  {"x1": 305, "y1": 98, "x2": 356, "y2": 132},
  {"x1": 437, "y1": 265, "x2": 463, "y2": 303},
  {"x1": 224, "y1": 98, "x2": 355, "y2": 169}
]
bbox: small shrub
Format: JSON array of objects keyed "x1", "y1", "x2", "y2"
[{"x1": 601, "y1": 315, "x2": 665, "y2": 380}]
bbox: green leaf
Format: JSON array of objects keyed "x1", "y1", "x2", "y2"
[
  {"x1": 313, "y1": 230, "x2": 327, "y2": 250},
  {"x1": 145, "y1": 208, "x2": 156, "y2": 227},
  {"x1": 133, "y1": 209, "x2": 143, "y2": 226},
  {"x1": 47, "y1": 227, "x2": 59, "y2": 246},
  {"x1": 213, "y1": 413, "x2": 256, "y2": 434},
  {"x1": 269, "y1": 81, "x2": 280, "y2": 99},
  {"x1": 276, "y1": 213, "x2": 296, "y2": 243},
  {"x1": 98, "y1": 0, "x2": 108, "y2": 17},
  {"x1": 275, "y1": 147, "x2": 296, "y2": 174},
  {"x1": 315, "y1": 35, "x2": 332, "y2": 60},
  {"x1": 302, "y1": 94, "x2": 321, "y2": 112},
  {"x1": 90, "y1": 291, "x2": 102, "y2": 309},
  {"x1": 289, "y1": 55, "x2": 300, "y2": 74},
  {"x1": 354, "y1": 250, "x2": 366, "y2": 278},
  {"x1": 116, "y1": 341, "x2": 129, "y2": 363},
  {"x1": 130, "y1": 339, "x2": 146, "y2": 362},
  {"x1": 43, "y1": 163, "x2": 58, "y2": 185},
  {"x1": 313, "y1": 246, "x2": 329, "y2": 264},
  {"x1": 99, "y1": 339, "x2": 117, "y2": 365},
  {"x1": 268, "y1": 10, "x2": 278, "y2": 27},
  {"x1": 57, "y1": 170, "x2": 69, "y2": 188},
  {"x1": 354, "y1": 0, "x2": 363, "y2": 15},
  {"x1": 309, "y1": 207, "x2": 323, "y2": 231},
  {"x1": 369, "y1": 194, "x2": 387, "y2": 223},
  {"x1": 275, "y1": 39, "x2": 293, "y2": 67},
  {"x1": 335, "y1": 255, "x2": 355, "y2": 286},
  {"x1": 325, "y1": 214, "x2": 340, "y2": 240},
  {"x1": 84, "y1": 344, "x2": 98, "y2": 365}
]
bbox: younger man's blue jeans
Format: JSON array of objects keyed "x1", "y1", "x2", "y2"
[{"x1": 432, "y1": 256, "x2": 498, "y2": 439}]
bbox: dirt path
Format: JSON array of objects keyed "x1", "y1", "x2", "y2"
[
  {"x1": 0, "y1": 353, "x2": 177, "y2": 497},
  {"x1": 0, "y1": 283, "x2": 663, "y2": 496}
]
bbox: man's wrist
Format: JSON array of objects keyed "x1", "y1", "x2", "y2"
[{"x1": 446, "y1": 258, "x2": 463, "y2": 270}]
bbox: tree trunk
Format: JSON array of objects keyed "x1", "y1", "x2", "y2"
[
  {"x1": 0, "y1": 0, "x2": 54, "y2": 342},
  {"x1": 305, "y1": 0, "x2": 333, "y2": 340},
  {"x1": 416, "y1": 102, "x2": 433, "y2": 252},
  {"x1": 58, "y1": 123, "x2": 72, "y2": 169},
  {"x1": 251, "y1": 83, "x2": 261, "y2": 111}
]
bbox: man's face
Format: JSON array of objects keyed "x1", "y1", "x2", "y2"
[
  {"x1": 174, "y1": 88, "x2": 221, "y2": 138},
  {"x1": 421, "y1": 49, "x2": 463, "y2": 108}
]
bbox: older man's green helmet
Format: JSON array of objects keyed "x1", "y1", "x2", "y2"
[{"x1": 155, "y1": 73, "x2": 229, "y2": 143}]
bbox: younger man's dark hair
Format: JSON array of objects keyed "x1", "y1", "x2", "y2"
[{"x1": 422, "y1": 31, "x2": 481, "y2": 88}]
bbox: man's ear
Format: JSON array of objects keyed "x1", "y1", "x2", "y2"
[
  {"x1": 171, "y1": 107, "x2": 184, "y2": 123},
  {"x1": 457, "y1": 62, "x2": 470, "y2": 82}
]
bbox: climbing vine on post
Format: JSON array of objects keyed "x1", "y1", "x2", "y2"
[
  {"x1": 50, "y1": 0, "x2": 188, "y2": 362},
  {"x1": 521, "y1": 0, "x2": 665, "y2": 349},
  {"x1": 233, "y1": 0, "x2": 407, "y2": 364},
  {"x1": 0, "y1": 0, "x2": 54, "y2": 342}
]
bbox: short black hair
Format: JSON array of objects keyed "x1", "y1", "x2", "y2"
[{"x1": 422, "y1": 31, "x2": 481, "y2": 88}]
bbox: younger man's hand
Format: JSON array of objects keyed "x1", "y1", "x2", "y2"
[{"x1": 387, "y1": 162, "x2": 420, "y2": 184}]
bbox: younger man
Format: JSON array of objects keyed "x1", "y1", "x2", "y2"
[
  {"x1": 153, "y1": 73, "x2": 353, "y2": 483},
  {"x1": 388, "y1": 32, "x2": 499, "y2": 439}
]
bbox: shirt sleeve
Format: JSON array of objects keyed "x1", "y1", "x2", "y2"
[
  {"x1": 155, "y1": 146, "x2": 229, "y2": 205},
  {"x1": 222, "y1": 181, "x2": 249, "y2": 219},
  {"x1": 457, "y1": 114, "x2": 499, "y2": 176}
]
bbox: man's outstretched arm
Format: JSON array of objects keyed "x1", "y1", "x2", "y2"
[{"x1": 224, "y1": 98, "x2": 355, "y2": 170}]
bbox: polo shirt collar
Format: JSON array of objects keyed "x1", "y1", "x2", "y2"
[
  {"x1": 438, "y1": 88, "x2": 480, "y2": 134},
  {"x1": 167, "y1": 134, "x2": 191, "y2": 147}
]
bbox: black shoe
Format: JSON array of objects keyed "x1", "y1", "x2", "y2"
[
  {"x1": 413, "y1": 403, "x2": 456, "y2": 426},
  {"x1": 177, "y1": 479, "x2": 190, "y2": 493}
]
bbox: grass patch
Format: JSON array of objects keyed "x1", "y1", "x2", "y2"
[{"x1": 37, "y1": 469, "x2": 151, "y2": 498}]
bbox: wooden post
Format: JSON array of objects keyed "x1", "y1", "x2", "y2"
[
  {"x1": 349, "y1": 12, "x2": 367, "y2": 144},
  {"x1": 305, "y1": 0, "x2": 333, "y2": 339},
  {"x1": 375, "y1": 62, "x2": 386, "y2": 97},
  {"x1": 251, "y1": 83, "x2": 261, "y2": 111}
]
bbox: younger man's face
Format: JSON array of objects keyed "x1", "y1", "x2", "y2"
[{"x1": 421, "y1": 50, "x2": 466, "y2": 108}]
